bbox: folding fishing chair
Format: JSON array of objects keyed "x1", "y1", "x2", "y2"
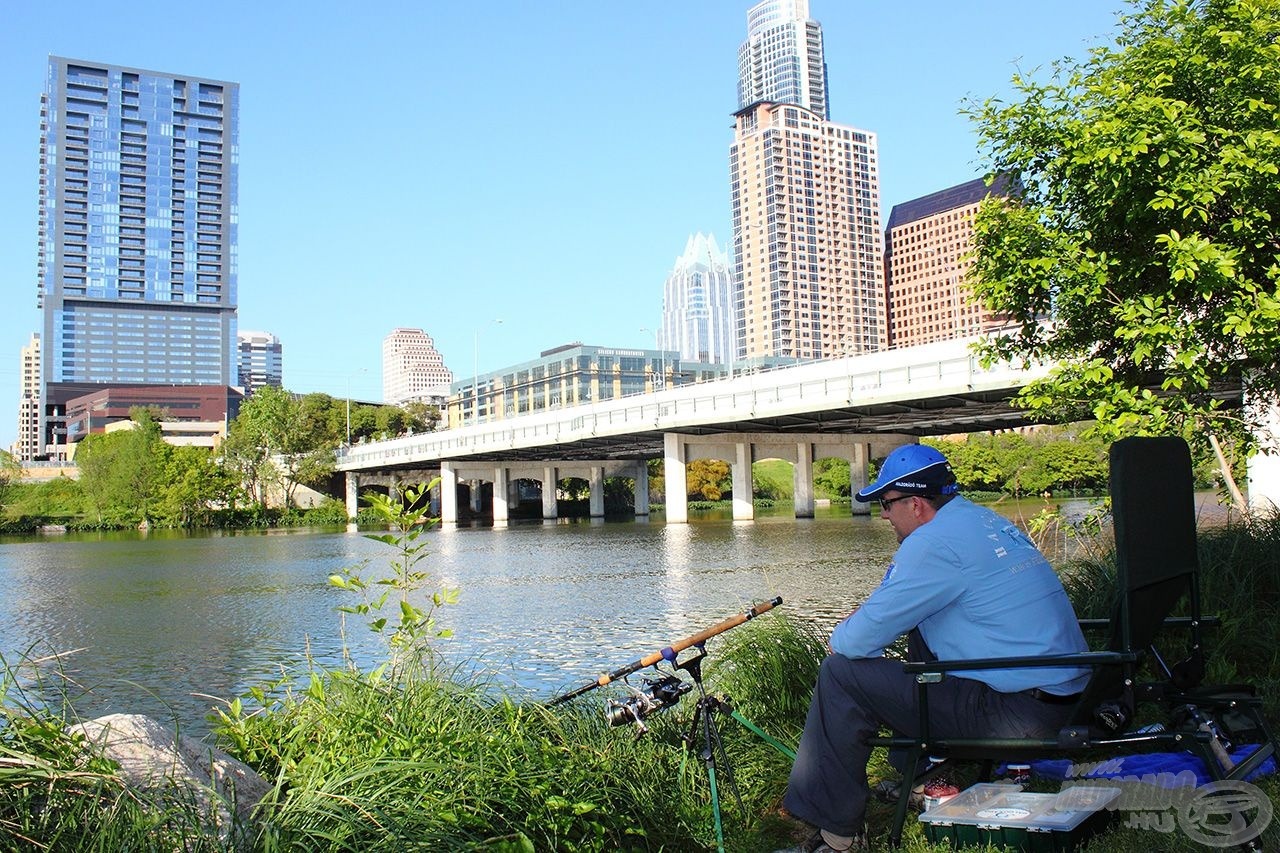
[{"x1": 870, "y1": 436, "x2": 1278, "y2": 848}]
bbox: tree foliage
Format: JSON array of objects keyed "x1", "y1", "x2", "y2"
[
  {"x1": 966, "y1": 0, "x2": 1280, "y2": 452},
  {"x1": 0, "y1": 450, "x2": 22, "y2": 511},
  {"x1": 813, "y1": 458, "x2": 852, "y2": 498},
  {"x1": 75, "y1": 410, "x2": 165, "y2": 525},
  {"x1": 686, "y1": 459, "x2": 731, "y2": 501},
  {"x1": 929, "y1": 431, "x2": 1111, "y2": 497},
  {"x1": 223, "y1": 386, "x2": 332, "y2": 508}
]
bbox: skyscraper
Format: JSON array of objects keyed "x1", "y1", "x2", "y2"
[
  {"x1": 237, "y1": 330, "x2": 283, "y2": 396},
  {"x1": 884, "y1": 176, "x2": 1015, "y2": 348},
  {"x1": 731, "y1": 2, "x2": 884, "y2": 362},
  {"x1": 382, "y1": 328, "x2": 453, "y2": 406},
  {"x1": 37, "y1": 57, "x2": 239, "y2": 456},
  {"x1": 737, "y1": 0, "x2": 829, "y2": 119},
  {"x1": 660, "y1": 233, "x2": 734, "y2": 365},
  {"x1": 14, "y1": 334, "x2": 41, "y2": 462}
]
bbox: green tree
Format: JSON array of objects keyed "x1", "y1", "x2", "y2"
[
  {"x1": 0, "y1": 450, "x2": 23, "y2": 511},
  {"x1": 374, "y1": 405, "x2": 408, "y2": 439},
  {"x1": 74, "y1": 410, "x2": 165, "y2": 525},
  {"x1": 932, "y1": 437, "x2": 1008, "y2": 493},
  {"x1": 153, "y1": 445, "x2": 241, "y2": 527},
  {"x1": 966, "y1": 0, "x2": 1280, "y2": 471},
  {"x1": 400, "y1": 400, "x2": 441, "y2": 433},
  {"x1": 224, "y1": 386, "x2": 333, "y2": 508},
  {"x1": 813, "y1": 458, "x2": 852, "y2": 499},
  {"x1": 297, "y1": 393, "x2": 346, "y2": 447},
  {"x1": 219, "y1": 421, "x2": 271, "y2": 506}
]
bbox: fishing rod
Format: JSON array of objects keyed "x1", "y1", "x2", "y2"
[{"x1": 548, "y1": 597, "x2": 783, "y2": 706}]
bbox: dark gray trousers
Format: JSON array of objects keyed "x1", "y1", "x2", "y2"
[{"x1": 782, "y1": 653, "x2": 1073, "y2": 836}]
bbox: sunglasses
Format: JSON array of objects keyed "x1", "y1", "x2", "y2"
[{"x1": 878, "y1": 494, "x2": 916, "y2": 511}]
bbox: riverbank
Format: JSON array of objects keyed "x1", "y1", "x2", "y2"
[{"x1": 3, "y1": 512, "x2": 1277, "y2": 850}]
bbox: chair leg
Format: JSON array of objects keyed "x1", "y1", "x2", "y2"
[
  {"x1": 1226, "y1": 708, "x2": 1279, "y2": 783},
  {"x1": 886, "y1": 744, "x2": 923, "y2": 848}
]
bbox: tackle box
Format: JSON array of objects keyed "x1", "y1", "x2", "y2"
[{"x1": 917, "y1": 782, "x2": 1122, "y2": 851}]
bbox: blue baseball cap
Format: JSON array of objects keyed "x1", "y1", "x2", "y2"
[{"x1": 855, "y1": 444, "x2": 958, "y2": 503}]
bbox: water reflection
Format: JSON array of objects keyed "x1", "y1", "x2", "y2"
[{"x1": 1, "y1": 506, "x2": 905, "y2": 734}]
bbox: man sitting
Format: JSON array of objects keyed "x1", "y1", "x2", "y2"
[{"x1": 777, "y1": 443, "x2": 1089, "y2": 851}]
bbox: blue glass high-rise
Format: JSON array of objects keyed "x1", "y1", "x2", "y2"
[{"x1": 37, "y1": 57, "x2": 239, "y2": 454}]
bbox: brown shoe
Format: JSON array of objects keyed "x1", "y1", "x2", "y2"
[{"x1": 773, "y1": 828, "x2": 868, "y2": 852}]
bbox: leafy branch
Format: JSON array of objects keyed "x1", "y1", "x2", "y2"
[{"x1": 329, "y1": 481, "x2": 458, "y2": 671}]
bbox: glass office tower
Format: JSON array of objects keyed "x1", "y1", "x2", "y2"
[{"x1": 37, "y1": 57, "x2": 239, "y2": 455}]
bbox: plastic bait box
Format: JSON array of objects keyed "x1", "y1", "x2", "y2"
[{"x1": 917, "y1": 782, "x2": 1122, "y2": 851}]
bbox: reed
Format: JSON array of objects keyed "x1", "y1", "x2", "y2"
[{"x1": 0, "y1": 650, "x2": 237, "y2": 851}]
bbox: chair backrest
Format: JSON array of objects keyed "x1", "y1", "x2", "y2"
[
  {"x1": 1110, "y1": 436, "x2": 1200, "y2": 653},
  {"x1": 1071, "y1": 436, "x2": 1201, "y2": 724}
]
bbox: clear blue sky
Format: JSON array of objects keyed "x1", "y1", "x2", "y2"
[{"x1": 0, "y1": 1, "x2": 1125, "y2": 449}]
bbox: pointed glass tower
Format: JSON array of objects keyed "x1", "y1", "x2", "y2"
[{"x1": 660, "y1": 233, "x2": 734, "y2": 365}]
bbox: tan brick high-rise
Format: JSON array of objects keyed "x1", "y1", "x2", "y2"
[
  {"x1": 884, "y1": 176, "x2": 1014, "y2": 348},
  {"x1": 731, "y1": 102, "x2": 885, "y2": 361}
]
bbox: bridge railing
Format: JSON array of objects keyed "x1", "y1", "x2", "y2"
[{"x1": 337, "y1": 339, "x2": 1044, "y2": 470}]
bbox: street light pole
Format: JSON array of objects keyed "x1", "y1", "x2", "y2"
[
  {"x1": 346, "y1": 367, "x2": 367, "y2": 445},
  {"x1": 473, "y1": 318, "x2": 503, "y2": 425},
  {"x1": 641, "y1": 326, "x2": 665, "y2": 390}
]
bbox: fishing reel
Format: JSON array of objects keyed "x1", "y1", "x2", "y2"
[{"x1": 605, "y1": 673, "x2": 692, "y2": 735}]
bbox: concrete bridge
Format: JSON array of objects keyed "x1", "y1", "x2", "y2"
[{"x1": 337, "y1": 337, "x2": 1059, "y2": 523}]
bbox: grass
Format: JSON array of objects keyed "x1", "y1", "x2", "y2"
[
  {"x1": 0, "y1": 649, "x2": 249, "y2": 851},
  {"x1": 3, "y1": 515, "x2": 1279, "y2": 850}
]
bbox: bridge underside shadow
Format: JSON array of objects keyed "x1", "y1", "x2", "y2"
[{"x1": 344, "y1": 432, "x2": 910, "y2": 524}]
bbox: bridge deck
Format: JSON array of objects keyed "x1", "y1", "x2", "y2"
[{"x1": 339, "y1": 338, "x2": 1050, "y2": 473}]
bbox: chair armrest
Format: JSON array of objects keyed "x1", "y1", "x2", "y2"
[
  {"x1": 1076, "y1": 616, "x2": 1221, "y2": 631},
  {"x1": 902, "y1": 650, "x2": 1140, "y2": 675}
]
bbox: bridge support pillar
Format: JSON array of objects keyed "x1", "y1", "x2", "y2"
[
  {"x1": 470, "y1": 481, "x2": 483, "y2": 513},
  {"x1": 589, "y1": 465, "x2": 605, "y2": 518},
  {"x1": 440, "y1": 463, "x2": 458, "y2": 525},
  {"x1": 345, "y1": 472, "x2": 359, "y2": 521},
  {"x1": 493, "y1": 467, "x2": 510, "y2": 522},
  {"x1": 1246, "y1": 388, "x2": 1280, "y2": 511},
  {"x1": 634, "y1": 461, "x2": 650, "y2": 516},
  {"x1": 794, "y1": 443, "x2": 814, "y2": 518},
  {"x1": 388, "y1": 472, "x2": 400, "y2": 501},
  {"x1": 542, "y1": 466, "x2": 558, "y2": 519},
  {"x1": 664, "y1": 433, "x2": 688, "y2": 524},
  {"x1": 732, "y1": 442, "x2": 753, "y2": 520},
  {"x1": 850, "y1": 442, "x2": 872, "y2": 516}
]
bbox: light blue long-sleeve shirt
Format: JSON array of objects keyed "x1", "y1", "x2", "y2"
[{"x1": 829, "y1": 495, "x2": 1090, "y2": 695}]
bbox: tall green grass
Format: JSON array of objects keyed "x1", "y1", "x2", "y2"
[
  {"x1": 1, "y1": 649, "x2": 246, "y2": 851},
  {"x1": 208, "y1": 618, "x2": 823, "y2": 852}
]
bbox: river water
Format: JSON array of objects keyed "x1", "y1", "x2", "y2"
[
  {"x1": 0, "y1": 496, "x2": 1226, "y2": 736},
  {"x1": 0, "y1": 506, "x2": 898, "y2": 734}
]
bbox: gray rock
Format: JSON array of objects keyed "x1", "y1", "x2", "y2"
[{"x1": 70, "y1": 713, "x2": 270, "y2": 846}]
